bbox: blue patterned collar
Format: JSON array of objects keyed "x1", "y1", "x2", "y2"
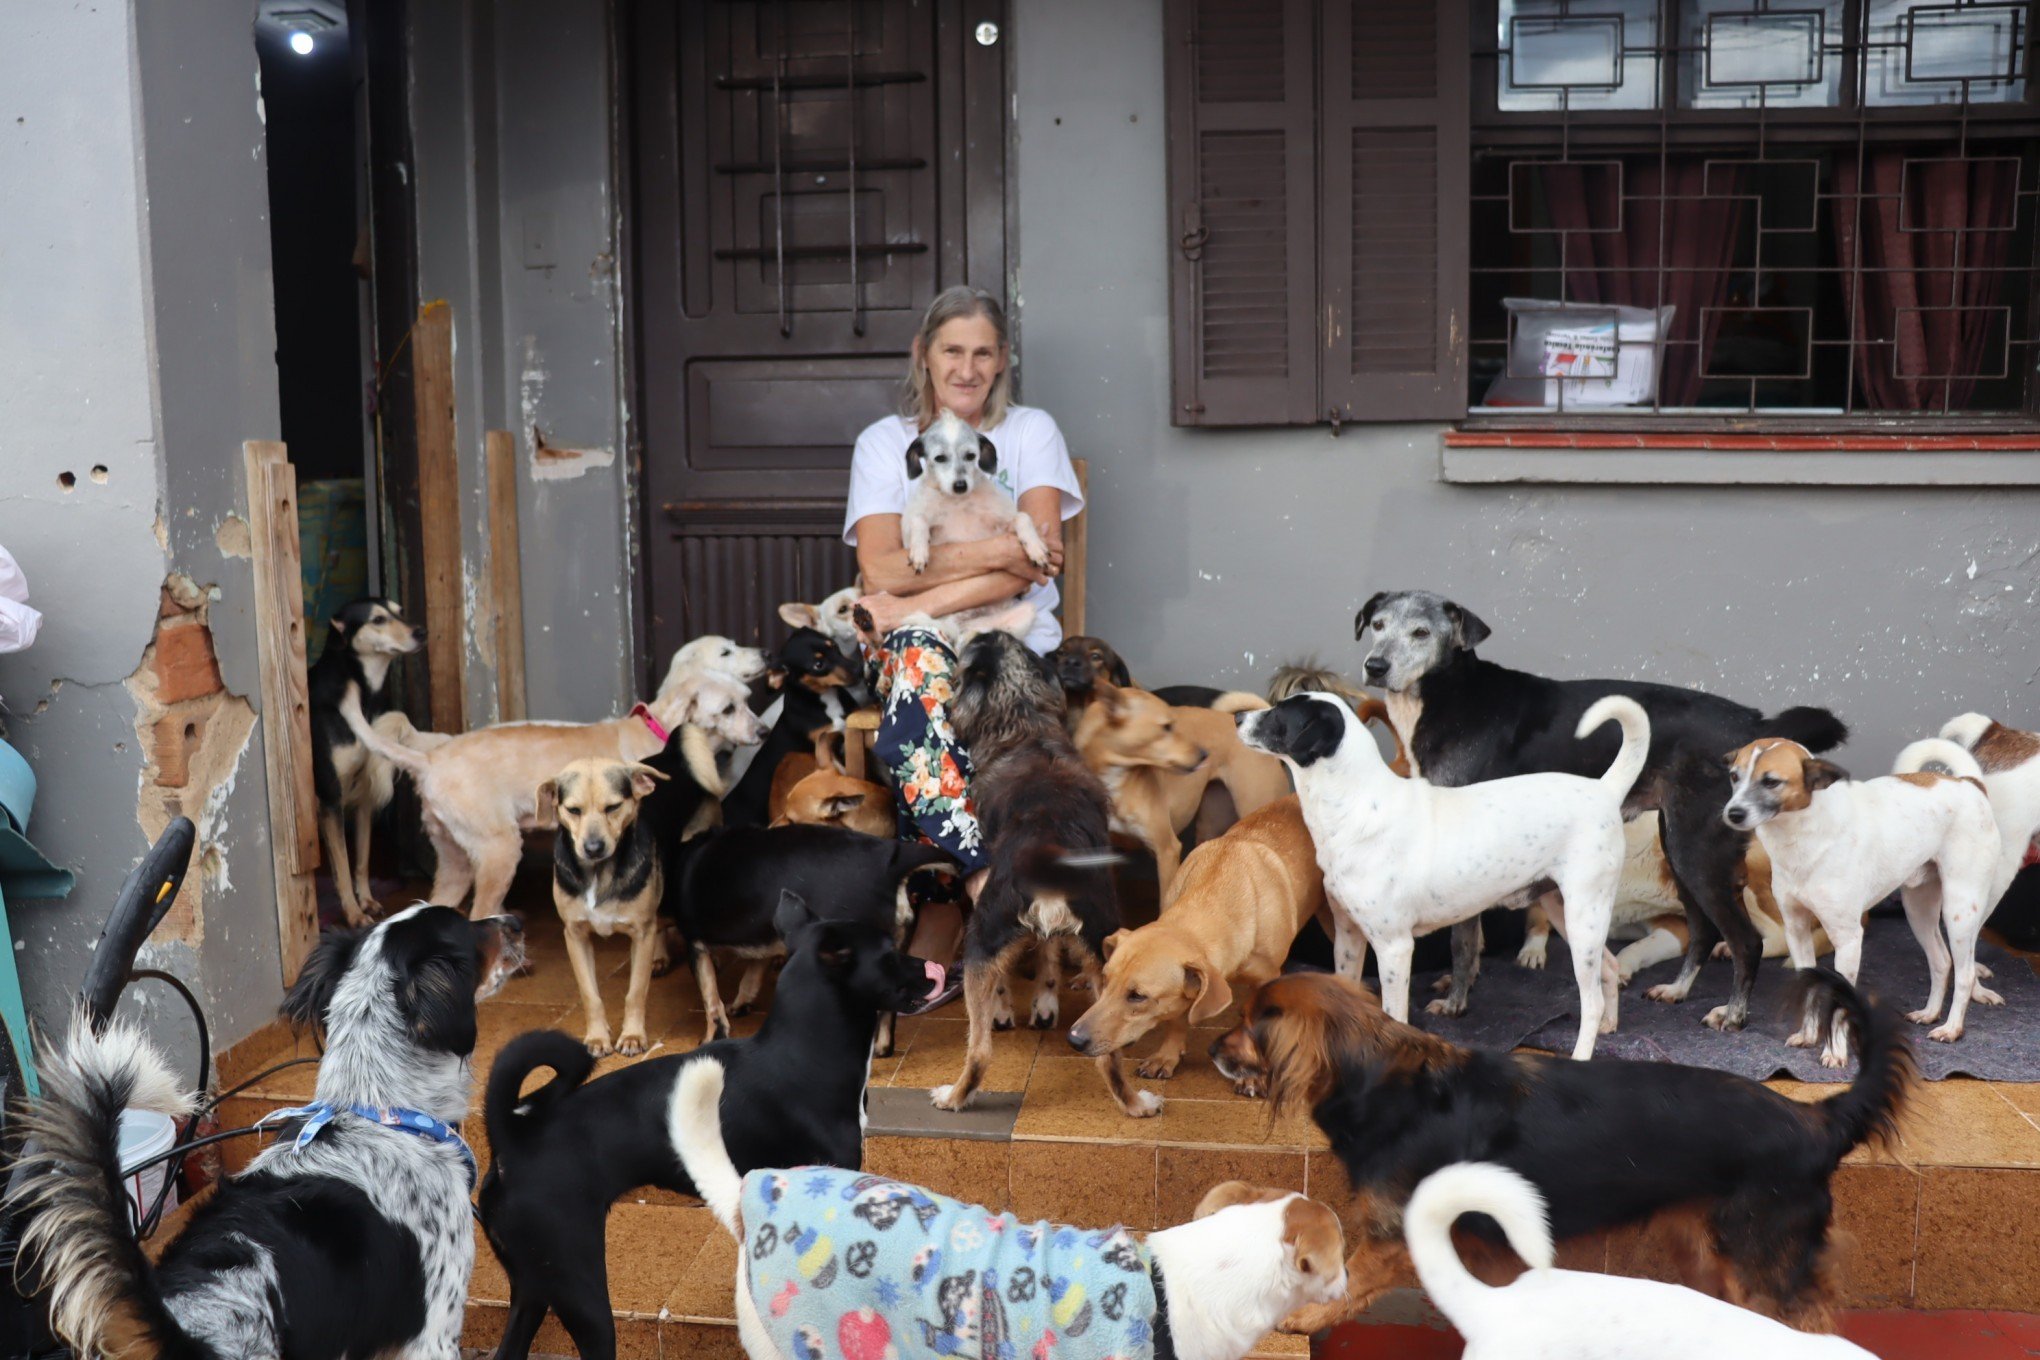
[{"x1": 260, "y1": 1101, "x2": 477, "y2": 1191}]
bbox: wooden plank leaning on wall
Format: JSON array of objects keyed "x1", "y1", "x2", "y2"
[
  {"x1": 243, "y1": 441, "x2": 319, "y2": 983},
  {"x1": 412, "y1": 300, "x2": 466, "y2": 735}
]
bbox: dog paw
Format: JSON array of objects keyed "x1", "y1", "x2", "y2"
[
  {"x1": 1928, "y1": 1023, "x2": 1964, "y2": 1045},
  {"x1": 1820, "y1": 1047, "x2": 1850, "y2": 1069},
  {"x1": 1973, "y1": 984, "x2": 2006, "y2": 1007},
  {"x1": 1702, "y1": 1005, "x2": 1746, "y2": 1032},
  {"x1": 1428, "y1": 974, "x2": 1453, "y2": 995},
  {"x1": 1977, "y1": 962, "x2": 1995, "y2": 981},
  {"x1": 1786, "y1": 1030, "x2": 1817, "y2": 1049},
  {"x1": 583, "y1": 1034, "x2": 614, "y2": 1057},
  {"x1": 616, "y1": 1033, "x2": 649, "y2": 1058},
  {"x1": 1710, "y1": 941, "x2": 1732, "y2": 961},
  {"x1": 1278, "y1": 1302, "x2": 1347, "y2": 1336},
  {"x1": 730, "y1": 1002, "x2": 755, "y2": 1019},
  {"x1": 1424, "y1": 996, "x2": 1468, "y2": 1018},
  {"x1": 1135, "y1": 1057, "x2": 1180, "y2": 1081},
  {"x1": 906, "y1": 547, "x2": 930, "y2": 573},
  {"x1": 930, "y1": 1084, "x2": 971, "y2": 1112},
  {"x1": 1644, "y1": 983, "x2": 1687, "y2": 1005},
  {"x1": 1515, "y1": 942, "x2": 1548, "y2": 970},
  {"x1": 1906, "y1": 1007, "x2": 1941, "y2": 1025},
  {"x1": 1124, "y1": 1089, "x2": 1163, "y2": 1119},
  {"x1": 1232, "y1": 1073, "x2": 1266, "y2": 1100}
]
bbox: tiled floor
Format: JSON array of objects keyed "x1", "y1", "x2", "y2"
[{"x1": 202, "y1": 903, "x2": 2040, "y2": 1357}]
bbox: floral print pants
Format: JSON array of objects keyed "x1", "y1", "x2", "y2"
[{"x1": 870, "y1": 625, "x2": 988, "y2": 873}]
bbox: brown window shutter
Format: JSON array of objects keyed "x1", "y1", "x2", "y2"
[
  {"x1": 1165, "y1": 0, "x2": 1320, "y2": 427},
  {"x1": 1320, "y1": 0, "x2": 1469, "y2": 422}
]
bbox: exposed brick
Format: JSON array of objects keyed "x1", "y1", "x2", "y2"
[
  {"x1": 153, "y1": 621, "x2": 223, "y2": 704},
  {"x1": 151, "y1": 713, "x2": 199, "y2": 788}
]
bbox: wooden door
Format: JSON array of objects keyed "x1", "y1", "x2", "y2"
[{"x1": 628, "y1": 0, "x2": 1008, "y2": 679}]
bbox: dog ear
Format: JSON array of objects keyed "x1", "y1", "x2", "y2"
[
  {"x1": 1191, "y1": 1181, "x2": 1290, "y2": 1220},
  {"x1": 396, "y1": 935, "x2": 481, "y2": 1057},
  {"x1": 329, "y1": 616, "x2": 348, "y2": 635},
  {"x1": 823, "y1": 791, "x2": 867, "y2": 820},
  {"x1": 1804, "y1": 758, "x2": 1848, "y2": 792},
  {"x1": 975, "y1": 434, "x2": 998, "y2": 475},
  {"x1": 778, "y1": 602, "x2": 821, "y2": 630},
  {"x1": 279, "y1": 927, "x2": 365, "y2": 1032},
  {"x1": 905, "y1": 437, "x2": 925, "y2": 479},
  {"x1": 773, "y1": 888, "x2": 817, "y2": 942},
  {"x1": 1095, "y1": 680, "x2": 1127, "y2": 720},
  {"x1": 1444, "y1": 601, "x2": 1492, "y2": 651},
  {"x1": 766, "y1": 667, "x2": 787, "y2": 691},
  {"x1": 1108, "y1": 654, "x2": 1132, "y2": 687},
  {"x1": 1721, "y1": 747, "x2": 1744, "y2": 772},
  {"x1": 1353, "y1": 591, "x2": 1388, "y2": 640},
  {"x1": 628, "y1": 763, "x2": 670, "y2": 799},
  {"x1": 810, "y1": 922, "x2": 855, "y2": 973},
  {"x1": 535, "y1": 777, "x2": 560, "y2": 824},
  {"x1": 1101, "y1": 928, "x2": 1132, "y2": 961},
  {"x1": 1185, "y1": 962, "x2": 1235, "y2": 1025},
  {"x1": 1283, "y1": 1199, "x2": 1346, "y2": 1284}
]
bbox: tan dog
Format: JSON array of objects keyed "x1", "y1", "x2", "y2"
[
  {"x1": 1069, "y1": 795, "x2": 1328, "y2": 1102},
  {"x1": 540, "y1": 758, "x2": 669, "y2": 1056},
  {"x1": 770, "y1": 769, "x2": 895, "y2": 838},
  {"x1": 1074, "y1": 681, "x2": 1293, "y2": 899},
  {"x1": 340, "y1": 649, "x2": 761, "y2": 920}
]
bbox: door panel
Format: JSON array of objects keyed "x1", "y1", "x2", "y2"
[{"x1": 630, "y1": 0, "x2": 1007, "y2": 673}]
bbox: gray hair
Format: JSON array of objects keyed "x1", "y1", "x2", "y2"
[{"x1": 903, "y1": 286, "x2": 1012, "y2": 432}]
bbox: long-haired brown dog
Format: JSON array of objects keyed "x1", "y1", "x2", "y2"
[{"x1": 1210, "y1": 968, "x2": 1910, "y2": 1335}]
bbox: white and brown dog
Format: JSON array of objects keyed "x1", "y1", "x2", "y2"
[
  {"x1": 1238, "y1": 691, "x2": 1650, "y2": 1060},
  {"x1": 1937, "y1": 712, "x2": 2040, "y2": 904},
  {"x1": 892, "y1": 409, "x2": 1051, "y2": 642},
  {"x1": 1726, "y1": 736, "x2": 2001, "y2": 1063}
]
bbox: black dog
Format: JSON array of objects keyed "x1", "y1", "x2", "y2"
[
  {"x1": 721, "y1": 628, "x2": 860, "y2": 828},
  {"x1": 1355, "y1": 589, "x2": 1847, "y2": 1030},
  {"x1": 663, "y1": 822, "x2": 959, "y2": 1045},
  {"x1": 308, "y1": 597, "x2": 425, "y2": 925},
  {"x1": 477, "y1": 893, "x2": 939, "y2": 1360},
  {"x1": 1211, "y1": 965, "x2": 1910, "y2": 1332},
  {"x1": 933, "y1": 631, "x2": 1131, "y2": 1114}
]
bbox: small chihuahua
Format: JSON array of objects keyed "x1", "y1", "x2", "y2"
[{"x1": 540, "y1": 757, "x2": 670, "y2": 1056}]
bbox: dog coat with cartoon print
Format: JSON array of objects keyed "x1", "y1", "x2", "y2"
[{"x1": 741, "y1": 1167, "x2": 1159, "y2": 1360}]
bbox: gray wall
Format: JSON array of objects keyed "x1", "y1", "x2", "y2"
[
  {"x1": 0, "y1": 0, "x2": 286, "y2": 1067},
  {"x1": 410, "y1": 0, "x2": 636, "y2": 726},
  {"x1": 1012, "y1": 0, "x2": 2040, "y2": 765}
]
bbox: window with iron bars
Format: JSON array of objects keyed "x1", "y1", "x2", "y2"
[{"x1": 1469, "y1": 0, "x2": 2040, "y2": 420}]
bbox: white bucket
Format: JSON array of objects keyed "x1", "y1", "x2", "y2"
[{"x1": 117, "y1": 1108, "x2": 179, "y2": 1226}]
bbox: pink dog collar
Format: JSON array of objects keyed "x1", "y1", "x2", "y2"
[{"x1": 631, "y1": 703, "x2": 670, "y2": 745}]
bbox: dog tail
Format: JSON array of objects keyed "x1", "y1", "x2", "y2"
[
  {"x1": 483, "y1": 1030, "x2": 596, "y2": 1162},
  {"x1": 1892, "y1": 737, "x2": 1986, "y2": 785},
  {"x1": 1403, "y1": 1162, "x2": 1553, "y2": 1336},
  {"x1": 1018, "y1": 843, "x2": 1126, "y2": 890},
  {"x1": 338, "y1": 680, "x2": 432, "y2": 778},
  {"x1": 1760, "y1": 705, "x2": 1850, "y2": 754},
  {"x1": 1268, "y1": 660, "x2": 1369, "y2": 708},
  {"x1": 6, "y1": 1015, "x2": 201, "y2": 1360},
  {"x1": 1938, "y1": 712, "x2": 1998, "y2": 754},
  {"x1": 1578, "y1": 696, "x2": 1651, "y2": 800},
  {"x1": 1210, "y1": 691, "x2": 1270, "y2": 715},
  {"x1": 1799, "y1": 967, "x2": 1915, "y2": 1168},
  {"x1": 669, "y1": 1058, "x2": 742, "y2": 1237}
]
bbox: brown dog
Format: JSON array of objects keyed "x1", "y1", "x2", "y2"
[
  {"x1": 1074, "y1": 681, "x2": 1292, "y2": 899},
  {"x1": 540, "y1": 758, "x2": 669, "y2": 1056},
  {"x1": 1069, "y1": 795, "x2": 1328, "y2": 1098},
  {"x1": 771, "y1": 769, "x2": 895, "y2": 838}
]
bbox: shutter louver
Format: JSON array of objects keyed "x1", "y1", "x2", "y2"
[
  {"x1": 1166, "y1": 0, "x2": 1319, "y2": 426},
  {"x1": 1321, "y1": 0, "x2": 1469, "y2": 421}
]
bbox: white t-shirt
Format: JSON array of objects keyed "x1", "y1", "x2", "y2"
[{"x1": 843, "y1": 404, "x2": 1085, "y2": 654}]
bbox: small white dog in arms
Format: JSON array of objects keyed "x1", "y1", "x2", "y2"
[
  {"x1": 1726, "y1": 736, "x2": 2001, "y2": 1066},
  {"x1": 1237, "y1": 691, "x2": 1650, "y2": 1060},
  {"x1": 670, "y1": 1059, "x2": 1351, "y2": 1360},
  {"x1": 901, "y1": 409, "x2": 1052, "y2": 575},
  {"x1": 1405, "y1": 1162, "x2": 1874, "y2": 1360}
]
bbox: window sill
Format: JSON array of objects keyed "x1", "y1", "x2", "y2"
[{"x1": 1440, "y1": 431, "x2": 2040, "y2": 487}]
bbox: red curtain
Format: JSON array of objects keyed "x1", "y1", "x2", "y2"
[
  {"x1": 1831, "y1": 151, "x2": 2018, "y2": 411},
  {"x1": 1540, "y1": 159, "x2": 1747, "y2": 407}
]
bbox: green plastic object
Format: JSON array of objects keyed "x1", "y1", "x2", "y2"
[
  {"x1": 0, "y1": 737, "x2": 75, "y2": 1096},
  {"x1": 298, "y1": 477, "x2": 369, "y2": 666}
]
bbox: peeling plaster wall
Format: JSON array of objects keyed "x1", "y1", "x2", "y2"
[
  {"x1": 1013, "y1": 0, "x2": 2040, "y2": 766},
  {"x1": 409, "y1": 0, "x2": 633, "y2": 726},
  {"x1": 0, "y1": 1, "x2": 284, "y2": 1073}
]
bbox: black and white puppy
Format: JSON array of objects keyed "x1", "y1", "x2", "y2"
[
  {"x1": 1354, "y1": 589, "x2": 1848, "y2": 1031},
  {"x1": 10, "y1": 905, "x2": 524, "y2": 1360},
  {"x1": 477, "y1": 892, "x2": 942, "y2": 1360},
  {"x1": 308, "y1": 596, "x2": 430, "y2": 925}
]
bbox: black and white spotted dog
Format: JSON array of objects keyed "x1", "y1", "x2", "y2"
[{"x1": 9, "y1": 905, "x2": 523, "y2": 1360}]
